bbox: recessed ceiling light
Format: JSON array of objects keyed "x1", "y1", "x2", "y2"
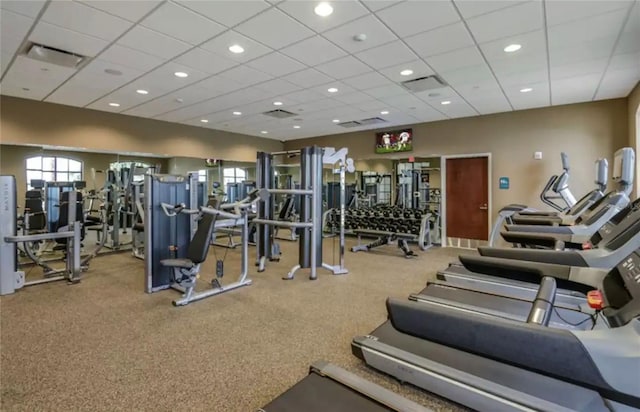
[
  {"x1": 200, "y1": 119, "x2": 209, "y2": 123},
  {"x1": 380, "y1": 111, "x2": 389, "y2": 115},
  {"x1": 261, "y1": 130, "x2": 268, "y2": 134},
  {"x1": 293, "y1": 125, "x2": 301, "y2": 129},
  {"x1": 504, "y1": 44, "x2": 522, "y2": 53},
  {"x1": 520, "y1": 87, "x2": 533, "y2": 93},
  {"x1": 441, "y1": 100, "x2": 451, "y2": 105},
  {"x1": 175, "y1": 98, "x2": 184, "y2": 103},
  {"x1": 273, "y1": 101, "x2": 283, "y2": 106},
  {"x1": 228, "y1": 44, "x2": 244, "y2": 54},
  {"x1": 136, "y1": 89, "x2": 149, "y2": 95},
  {"x1": 174, "y1": 71, "x2": 188, "y2": 78},
  {"x1": 400, "y1": 69, "x2": 413, "y2": 76},
  {"x1": 327, "y1": 87, "x2": 338, "y2": 93},
  {"x1": 108, "y1": 103, "x2": 120, "y2": 107},
  {"x1": 233, "y1": 111, "x2": 242, "y2": 115},
  {"x1": 332, "y1": 119, "x2": 340, "y2": 123},
  {"x1": 314, "y1": 2, "x2": 333, "y2": 17}
]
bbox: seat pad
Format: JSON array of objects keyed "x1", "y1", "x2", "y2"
[{"x1": 160, "y1": 258, "x2": 195, "y2": 268}]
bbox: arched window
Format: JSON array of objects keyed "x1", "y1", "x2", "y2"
[{"x1": 25, "y1": 155, "x2": 83, "y2": 189}]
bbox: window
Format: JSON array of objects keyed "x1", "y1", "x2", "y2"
[
  {"x1": 223, "y1": 167, "x2": 246, "y2": 186},
  {"x1": 25, "y1": 155, "x2": 82, "y2": 189},
  {"x1": 197, "y1": 170, "x2": 207, "y2": 182}
]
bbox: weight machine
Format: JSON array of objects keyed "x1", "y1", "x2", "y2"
[{"x1": 254, "y1": 146, "x2": 353, "y2": 280}]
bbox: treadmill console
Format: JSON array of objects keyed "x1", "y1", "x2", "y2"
[{"x1": 603, "y1": 250, "x2": 640, "y2": 327}]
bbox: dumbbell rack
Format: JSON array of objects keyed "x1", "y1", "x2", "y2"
[{"x1": 324, "y1": 206, "x2": 433, "y2": 252}]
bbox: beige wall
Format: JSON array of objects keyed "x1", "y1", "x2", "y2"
[
  {"x1": 0, "y1": 96, "x2": 283, "y2": 161},
  {"x1": 627, "y1": 82, "x2": 640, "y2": 197},
  {"x1": 285, "y1": 99, "x2": 629, "y2": 217},
  {"x1": 0, "y1": 144, "x2": 168, "y2": 206}
]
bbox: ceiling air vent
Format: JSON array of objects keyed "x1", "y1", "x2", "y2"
[
  {"x1": 401, "y1": 75, "x2": 447, "y2": 92},
  {"x1": 26, "y1": 43, "x2": 85, "y2": 68},
  {"x1": 359, "y1": 117, "x2": 387, "y2": 125},
  {"x1": 263, "y1": 109, "x2": 296, "y2": 119},
  {"x1": 337, "y1": 121, "x2": 361, "y2": 128}
]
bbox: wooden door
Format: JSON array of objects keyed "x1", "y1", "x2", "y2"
[{"x1": 446, "y1": 157, "x2": 489, "y2": 240}]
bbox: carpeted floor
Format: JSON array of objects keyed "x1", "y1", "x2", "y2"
[{"x1": 1, "y1": 238, "x2": 471, "y2": 411}]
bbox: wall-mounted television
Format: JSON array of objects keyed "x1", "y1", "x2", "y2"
[{"x1": 375, "y1": 128, "x2": 413, "y2": 154}]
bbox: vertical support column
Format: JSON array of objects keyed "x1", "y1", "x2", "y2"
[
  {"x1": 339, "y1": 162, "x2": 346, "y2": 270},
  {"x1": 0, "y1": 176, "x2": 20, "y2": 295},
  {"x1": 298, "y1": 147, "x2": 312, "y2": 269},
  {"x1": 306, "y1": 146, "x2": 323, "y2": 280},
  {"x1": 256, "y1": 152, "x2": 273, "y2": 265},
  {"x1": 188, "y1": 172, "x2": 199, "y2": 238}
]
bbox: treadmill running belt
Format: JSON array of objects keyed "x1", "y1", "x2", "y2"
[
  {"x1": 358, "y1": 321, "x2": 605, "y2": 411},
  {"x1": 260, "y1": 372, "x2": 393, "y2": 412},
  {"x1": 420, "y1": 285, "x2": 593, "y2": 330}
]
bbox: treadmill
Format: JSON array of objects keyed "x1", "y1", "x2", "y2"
[
  {"x1": 259, "y1": 361, "x2": 431, "y2": 412},
  {"x1": 499, "y1": 148, "x2": 634, "y2": 243},
  {"x1": 437, "y1": 198, "x2": 640, "y2": 303},
  {"x1": 352, "y1": 249, "x2": 640, "y2": 412},
  {"x1": 513, "y1": 157, "x2": 608, "y2": 227}
]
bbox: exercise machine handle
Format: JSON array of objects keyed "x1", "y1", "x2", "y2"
[
  {"x1": 161, "y1": 202, "x2": 186, "y2": 217},
  {"x1": 526, "y1": 276, "x2": 557, "y2": 326}
]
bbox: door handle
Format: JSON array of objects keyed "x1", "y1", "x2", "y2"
[{"x1": 479, "y1": 204, "x2": 488, "y2": 210}]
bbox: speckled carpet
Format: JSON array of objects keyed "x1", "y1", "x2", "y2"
[{"x1": 1, "y1": 238, "x2": 469, "y2": 411}]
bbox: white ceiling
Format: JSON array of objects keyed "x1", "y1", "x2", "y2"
[{"x1": 1, "y1": 0, "x2": 638, "y2": 141}]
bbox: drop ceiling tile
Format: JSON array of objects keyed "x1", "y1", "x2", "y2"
[
  {"x1": 195, "y1": 75, "x2": 245, "y2": 95},
  {"x1": 29, "y1": 21, "x2": 109, "y2": 57},
  {"x1": 616, "y1": 18, "x2": 640, "y2": 54},
  {"x1": 291, "y1": 98, "x2": 343, "y2": 113},
  {"x1": 547, "y1": 9, "x2": 628, "y2": 49},
  {"x1": 141, "y1": 2, "x2": 226, "y2": 45},
  {"x1": 496, "y1": 68, "x2": 547, "y2": 87},
  {"x1": 76, "y1": 58, "x2": 144, "y2": 86},
  {"x1": 0, "y1": 10, "x2": 34, "y2": 57},
  {"x1": 341, "y1": 71, "x2": 391, "y2": 90},
  {"x1": 454, "y1": 0, "x2": 527, "y2": 19},
  {"x1": 246, "y1": 52, "x2": 306, "y2": 77},
  {"x1": 322, "y1": 15, "x2": 398, "y2": 54},
  {"x1": 176, "y1": 0, "x2": 269, "y2": 27},
  {"x1": 504, "y1": 80, "x2": 549, "y2": 110},
  {"x1": 41, "y1": 1, "x2": 133, "y2": 42},
  {"x1": 549, "y1": 37, "x2": 620, "y2": 66},
  {"x1": 382, "y1": 94, "x2": 427, "y2": 111},
  {"x1": 282, "y1": 88, "x2": 326, "y2": 103},
  {"x1": 1, "y1": 52, "x2": 13, "y2": 75},
  {"x1": 378, "y1": 60, "x2": 435, "y2": 82},
  {"x1": 454, "y1": 78, "x2": 503, "y2": 95},
  {"x1": 375, "y1": 1, "x2": 460, "y2": 38},
  {"x1": 117, "y1": 26, "x2": 191, "y2": 59},
  {"x1": 479, "y1": 30, "x2": 546, "y2": 63},
  {"x1": 277, "y1": 0, "x2": 369, "y2": 32},
  {"x1": 127, "y1": 62, "x2": 209, "y2": 96},
  {"x1": 315, "y1": 55, "x2": 371, "y2": 79},
  {"x1": 252, "y1": 79, "x2": 299, "y2": 96},
  {"x1": 436, "y1": 101, "x2": 479, "y2": 118},
  {"x1": 355, "y1": 40, "x2": 417, "y2": 70},
  {"x1": 86, "y1": 86, "x2": 154, "y2": 112},
  {"x1": 416, "y1": 86, "x2": 459, "y2": 103},
  {"x1": 410, "y1": 107, "x2": 448, "y2": 122},
  {"x1": 466, "y1": 1, "x2": 543, "y2": 43},
  {"x1": 364, "y1": 84, "x2": 407, "y2": 99},
  {"x1": 280, "y1": 36, "x2": 347, "y2": 66},
  {"x1": 440, "y1": 63, "x2": 495, "y2": 87},
  {"x1": 466, "y1": 95, "x2": 512, "y2": 115},
  {"x1": 235, "y1": 8, "x2": 314, "y2": 49},
  {"x1": 550, "y1": 58, "x2": 608, "y2": 80},
  {"x1": 360, "y1": 1, "x2": 403, "y2": 12},
  {"x1": 99, "y1": 44, "x2": 164, "y2": 72},
  {"x1": 1, "y1": 55, "x2": 76, "y2": 100},
  {"x1": 490, "y1": 54, "x2": 547, "y2": 79},
  {"x1": 315, "y1": 81, "x2": 356, "y2": 97},
  {"x1": 425, "y1": 46, "x2": 485, "y2": 73},
  {"x1": 0, "y1": 0, "x2": 46, "y2": 18},
  {"x1": 545, "y1": 0, "x2": 633, "y2": 27},
  {"x1": 595, "y1": 67, "x2": 640, "y2": 99},
  {"x1": 608, "y1": 52, "x2": 640, "y2": 70},
  {"x1": 332, "y1": 91, "x2": 374, "y2": 105},
  {"x1": 173, "y1": 47, "x2": 238, "y2": 75},
  {"x1": 405, "y1": 22, "x2": 474, "y2": 58},
  {"x1": 283, "y1": 68, "x2": 334, "y2": 87},
  {"x1": 78, "y1": 1, "x2": 162, "y2": 22},
  {"x1": 200, "y1": 30, "x2": 273, "y2": 62},
  {"x1": 125, "y1": 93, "x2": 193, "y2": 118},
  {"x1": 219, "y1": 65, "x2": 273, "y2": 86},
  {"x1": 551, "y1": 73, "x2": 601, "y2": 105}
]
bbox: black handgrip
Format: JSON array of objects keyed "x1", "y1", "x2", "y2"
[{"x1": 526, "y1": 276, "x2": 557, "y2": 326}]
